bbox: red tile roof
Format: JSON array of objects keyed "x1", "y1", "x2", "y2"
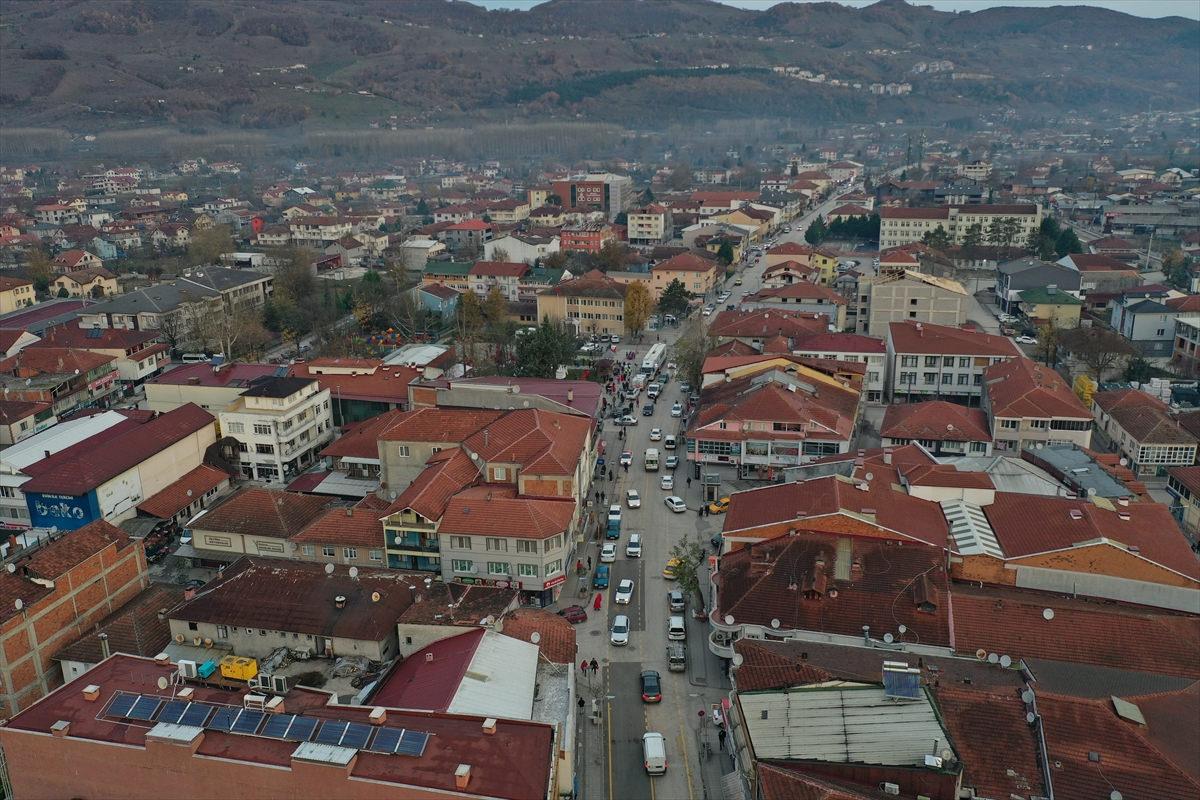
[
  {"x1": 652, "y1": 251, "x2": 720, "y2": 274},
  {"x1": 469, "y1": 260, "x2": 529, "y2": 278},
  {"x1": 888, "y1": 320, "x2": 1021, "y2": 357},
  {"x1": 881, "y1": 401, "x2": 991, "y2": 443},
  {"x1": 757, "y1": 764, "x2": 874, "y2": 800},
  {"x1": 500, "y1": 608, "x2": 577, "y2": 664},
  {"x1": 984, "y1": 357, "x2": 1091, "y2": 419},
  {"x1": 188, "y1": 488, "x2": 333, "y2": 539},
  {"x1": 1168, "y1": 465, "x2": 1200, "y2": 496},
  {"x1": 695, "y1": 377, "x2": 859, "y2": 445},
  {"x1": 20, "y1": 404, "x2": 214, "y2": 496},
  {"x1": 1093, "y1": 389, "x2": 1198, "y2": 446},
  {"x1": 828, "y1": 204, "x2": 873, "y2": 217},
  {"x1": 53, "y1": 583, "x2": 182, "y2": 665},
  {"x1": 715, "y1": 529, "x2": 951, "y2": 646},
  {"x1": 950, "y1": 584, "x2": 1200, "y2": 678},
  {"x1": 147, "y1": 361, "x2": 277, "y2": 388},
  {"x1": 386, "y1": 448, "x2": 480, "y2": 521},
  {"x1": 292, "y1": 505, "x2": 385, "y2": 548},
  {"x1": 135, "y1": 464, "x2": 229, "y2": 519},
  {"x1": 982, "y1": 492, "x2": 1199, "y2": 581},
  {"x1": 792, "y1": 332, "x2": 887, "y2": 354},
  {"x1": 879, "y1": 206, "x2": 951, "y2": 219},
  {"x1": 321, "y1": 409, "x2": 405, "y2": 459},
  {"x1": 0, "y1": 346, "x2": 115, "y2": 378},
  {"x1": 932, "y1": 686, "x2": 1047, "y2": 799},
  {"x1": 462, "y1": 407, "x2": 591, "y2": 475},
  {"x1": 0, "y1": 398, "x2": 49, "y2": 424},
  {"x1": 540, "y1": 268, "x2": 627, "y2": 299},
  {"x1": 708, "y1": 340, "x2": 758, "y2": 358},
  {"x1": 1064, "y1": 253, "x2": 1138, "y2": 271},
  {"x1": 437, "y1": 488, "x2": 575, "y2": 539},
  {"x1": 746, "y1": 283, "x2": 848, "y2": 305},
  {"x1": 723, "y1": 474, "x2": 949, "y2": 548},
  {"x1": 378, "y1": 406, "x2": 503, "y2": 443},
  {"x1": 709, "y1": 308, "x2": 831, "y2": 340},
  {"x1": 288, "y1": 361, "x2": 420, "y2": 404},
  {"x1": 446, "y1": 218, "x2": 492, "y2": 231}
]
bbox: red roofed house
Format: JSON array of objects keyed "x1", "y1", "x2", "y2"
[
  {"x1": 0, "y1": 399, "x2": 55, "y2": 446},
  {"x1": 761, "y1": 259, "x2": 821, "y2": 287},
  {"x1": 825, "y1": 203, "x2": 873, "y2": 223},
  {"x1": 442, "y1": 218, "x2": 495, "y2": 254},
  {"x1": 50, "y1": 249, "x2": 102, "y2": 274},
  {"x1": 536, "y1": 269, "x2": 628, "y2": 336},
  {"x1": 0, "y1": 519, "x2": 148, "y2": 714},
  {"x1": 0, "y1": 346, "x2": 120, "y2": 416},
  {"x1": 288, "y1": 358, "x2": 420, "y2": 426},
  {"x1": 762, "y1": 242, "x2": 838, "y2": 284},
  {"x1": 886, "y1": 320, "x2": 1020, "y2": 403},
  {"x1": 0, "y1": 275, "x2": 36, "y2": 314},
  {"x1": 708, "y1": 308, "x2": 831, "y2": 350},
  {"x1": 791, "y1": 332, "x2": 888, "y2": 402},
  {"x1": 881, "y1": 400, "x2": 992, "y2": 457},
  {"x1": 559, "y1": 222, "x2": 615, "y2": 254},
  {"x1": 468, "y1": 260, "x2": 530, "y2": 302},
  {"x1": 650, "y1": 250, "x2": 721, "y2": 296},
  {"x1": 741, "y1": 283, "x2": 849, "y2": 329},
  {"x1": 983, "y1": 356, "x2": 1093, "y2": 452},
  {"x1": 51, "y1": 266, "x2": 119, "y2": 299},
  {"x1": 135, "y1": 463, "x2": 230, "y2": 527},
  {"x1": 31, "y1": 324, "x2": 169, "y2": 384},
  {"x1": 183, "y1": 487, "x2": 334, "y2": 567},
  {"x1": 1092, "y1": 389, "x2": 1198, "y2": 476}
]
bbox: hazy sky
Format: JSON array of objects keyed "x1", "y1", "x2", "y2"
[{"x1": 469, "y1": 0, "x2": 1200, "y2": 21}]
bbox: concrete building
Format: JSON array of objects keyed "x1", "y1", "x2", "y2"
[
  {"x1": 886, "y1": 321, "x2": 1020, "y2": 402},
  {"x1": 625, "y1": 204, "x2": 673, "y2": 245},
  {"x1": 791, "y1": 333, "x2": 887, "y2": 403},
  {"x1": 858, "y1": 271, "x2": 968, "y2": 335},
  {"x1": 0, "y1": 276, "x2": 36, "y2": 314},
  {"x1": 183, "y1": 488, "x2": 333, "y2": 566},
  {"x1": 983, "y1": 357, "x2": 1093, "y2": 453},
  {"x1": 650, "y1": 251, "x2": 722, "y2": 298},
  {"x1": 1092, "y1": 389, "x2": 1198, "y2": 477},
  {"x1": 1110, "y1": 295, "x2": 1177, "y2": 357},
  {"x1": 880, "y1": 401, "x2": 993, "y2": 457},
  {"x1": 144, "y1": 362, "x2": 278, "y2": 414},
  {"x1": 482, "y1": 232, "x2": 559, "y2": 264},
  {"x1": 741, "y1": 283, "x2": 848, "y2": 330},
  {"x1": 30, "y1": 325, "x2": 169, "y2": 386},
  {"x1": 536, "y1": 269, "x2": 627, "y2": 337},
  {"x1": 994, "y1": 257, "x2": 1082, "y2": 315},
  {"x1": 218, "y1": 377, "x2": 334, "y2": 483},
  {"x1": 552, "y1": 172, "x2": 633, "y2": 222},
  {"x1": 878, "y1": 204, "x2": 1041, "y2": 250}
]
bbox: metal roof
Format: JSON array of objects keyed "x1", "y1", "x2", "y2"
[
  {"x1": 447, "y1": 631, "x2": 539, "y2": 720},
  {"x1": 0, "y1": 411, "x2": 128, "y2": 472},
  {"x1": 940, "y1": 499, "x2": 1004, "y2": 557},
  {"x1": 740, "y1": 684, "x2": 954, "y2": 768},
  {"x1": 940, "y1": 455, "x2": 1065, "y2": 497}
]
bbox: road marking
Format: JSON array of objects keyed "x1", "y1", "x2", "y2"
[
  {"x1": 672, "y1": 674, "x2": 697, "y2": 800},
  {"x1": 606, "y1": 667, "x2": 614, "y2": 800}
]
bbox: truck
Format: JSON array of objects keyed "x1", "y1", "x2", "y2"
[
  {"x1": 644, "y1": 448, "x2": 660, "y2": 471},
  {"x1": 641, "y1": 342, "x2": 667, "y2": 375}
]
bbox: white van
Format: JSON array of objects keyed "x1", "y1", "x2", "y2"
[
  {"x1": 642, "y1": 731, "x2": 667, "y2": 775},
  {"x1": 180, "y1": 353, "x2": 210, "y2": 364},
  {"x1": 625, "y1": 533, "x2": 642, "y2": 558},
  {"x1": 667, "y1": 616, "x2": 686, "y2": 641}
]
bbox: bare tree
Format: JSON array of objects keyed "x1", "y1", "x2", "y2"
[{"x1": 1058, "y1": 326, "x2": 1137, "y2": 380}]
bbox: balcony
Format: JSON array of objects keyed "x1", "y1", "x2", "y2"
[{"x1": 709, "y1": 628, "x2": 736, "y2": 660}]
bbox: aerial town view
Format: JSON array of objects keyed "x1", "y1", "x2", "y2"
[{"x1": 0, "y1": 0, "x2": 1196, "y2": 797}]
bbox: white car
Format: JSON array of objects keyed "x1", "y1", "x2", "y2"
[
  {"x1": 702, "y1": 305, "x2": 715, "y2": 316},
  {"x1": 617, "y1": 415, "x2": 638, "y2": 426},
  {"x1": 607, "y1": 504, "x2": 621, "y2": 524},
  {"x1": 610, "y1": 614, "x2": 630, "y2": 646},
  {"x1": 600, "y1": 543, "x2": 617, "y2": 563},
  {"x1": 611, "y1": 334, "x2": 621, "y2": 344},
  {"x1": 660, "y1": 474, "x2": 674, "y2": 491},
  {"x1": 1015, "y1": 335, "x2": 1038, "y2": 345},
  {"x1": 619, "y1": 450, "x2": 633, "y2": 466},
  {"x1": 614, "y1": 578, "x2": 635, "y2": 604},
  {"x1": 664, "y1": 496, "x2": 687, "y2": 513},
  {"x1": 649, "y1": 428, "x2": 662, "y2": 441},
  {"x1": 670, "y1": 402, "x2": 682, "y2": 417},
  {"x1": 626, "y1": 489, "x2": 641, "y2": 509}
]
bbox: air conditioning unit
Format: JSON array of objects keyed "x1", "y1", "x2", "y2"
[
  {"x1": 178, "y1": 659, "x2": 198, "y2": 679},
  {"x1": 249, "y1": 674, "x2": 270, "y2": 691},
  {"x1": 270, "y1": 674, "x2": 290, "y2": 694},
  {"x1": 292, "y1": 648, "x2": 312, "y2": 660}
]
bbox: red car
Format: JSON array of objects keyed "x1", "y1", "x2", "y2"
[
  {"x1": 557, "y1": 605, "x2": 588, "y2": 624},
  {"x1": 640, "y1": 670, "x2": 662, "y2": 703}
]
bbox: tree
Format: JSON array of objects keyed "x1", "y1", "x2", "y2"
[
  {"x1": 921, "y1": 224, "x2": 951, "y2": 250},
  {"x1": 187, "y1": 225, "x2": 234, "y2": 266},
  {"x1": 269, "y1": 246, "x2": 328, "y2": 342},
  {"x1": 716, "y1": 241, "x2": 734, "y2": 266},
  {"x1": 624, "y1": 281, "x2": 654, "y2": 336},
  {"x1": 1162, "y1": 249, "x2": 1191, "y2": 290},
  {"x1": 546, "y1": 194, "x2": 563, "y2": 207},
  {"x1": 542, "y1": 251, "x2": 569, "y2": 270},
  {"x1": 668, "y1": 534, "x2": 708, "y2": 608},
  {"x1": 1125, "y1": 356, "x2": 1155, "y2": 384},
  {"x1": 489, "y1": 247, "x2": 510, "y2": 263},
  {"x1": 1034, "y1": 319, "x2": 1061, "y2": 366},
  {"x1": 415, "y1": 198, "x2": 429, "y2": 215},
  {"x1": 1054, "y1": 228, "x2": 1082, "y2": 258},
  {"x1": 24, "y1": 247, "x2": 53, "y2": 294},
  {"x1": 197, "y1": 302, "x2": 270, "y2": 359},
  {"x1": 456, "y1": 290, "x2": 485, "y2": 368},
  {"x1": 961, "y1": 223, "x2": 984, "y2": 252},
  {"x1": 804, "y1": 217, "x2": 827, "y2": 245},
  {"x1": 673, "y1": 315, "x2": 716, "y2": 390},
  {"x1": 509, "y1": 317, "x2": 577, "y2": 378},
  {"x1": 596, "y1": 240, "x2": 627, "y2": 272},
  {"x1": 1058, "y1": 326, "x2": 1137, "y2": 380},
  {"x1": 481, "y1": 286, "x2": 508, "y2": 330},
  {"x1": 657, "y1": 278, "x2": 691, "y2": 318}
]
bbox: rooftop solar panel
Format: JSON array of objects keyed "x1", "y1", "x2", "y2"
[
  {"x1": 230, "y1": 709, "x2": 265, "y2": 735},
  {"x1": 158, "y1": 700, "x2": 190, "y2": 725},
  {"x1": 367, "y1": 726, "x2": 403, "y2": 754},
  {"x1": 339, "y1": 723, "x2": 372, "y2": 750},
  {"x1": 206, "y1": 707, "x2": 238, "y2": 732},
  {"x1": 106, "y1": 692, "x2": 137, "y2": 719},
  {"x1": 127, "y1": 695, "x2": 162, "y2": 721},
  {"x1": 180, "y1": 703, "x2": 213, "y2": 727},
  {"x1": 285, "y1": 716, "x2": 319, "y2": 742},
  {"x1": 260, "y1": 714, "x2": 296, "y2": 739},
  {"x1": 394, "y1": 730, "x2": 430, "y2": 757},
  {"x1": 315, "y1": 720, "x2": 350, "y2": 746}
]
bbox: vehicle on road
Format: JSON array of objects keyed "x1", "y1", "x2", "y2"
[
  {"x1": 646, "y1": 383, "x2": 661, "y2": 400},
  {"x1": 642, "y1": 731, "x2": 667, "y2": 774},
  {"x1": 664, "y1": 496, "x2": 686, "y2": 513},
  {"x1": 616, "y1": 415, "x2": 638, "y2": 426},
  {"x1": 1015, "y1": 335, "x2": 1038, "y2": 345},
  {"x1": 615, "y1": 578, "x2": 635, "y2": 605},
  {"x1": 662, "y1": 558, "x2": 680, "y2": 579},
  {"x1": 611, "y1": 334, "x2": 621, "y2": 344},
  {"x1": 734, "y1": 277, "x2": 743, "y2": 285},
  {"x1": 666, "y1": 642, "x2": 687, "y2": 672},
  {"x1": 664, "y1": 434, "x2": 676, "y2": 450},
  {"x1": 641, "y1": 342, "x2": 667, "y2": 375},
  {"x1": 608, "y1": 504, "x2": 621, "y2": 524},
  {"x1": 557, "y1": 605, "x2": 588, "y2": 624},
  {"x1": 667, "y1": 615, "x2": 687, "y2": 641},
  {"x1": 668, "y1": 590, "x2": 686, "y2": 611},
  {"x1": 644, "y1": 448, "x2": 659, "y2": 471},
  {"x1": 660, "y1": 474, "x2": 674, "y2": 491},
  {"x1": 600, "y1": 543, "x2": 617, "y2": 563},
  {"x1": 665, "y1": 455, "x2": 679, "y2": 470},
  {"x1": 625, "y1": 350, "x2": 637, "y2": 360},
  {"x1": 641, "y1": 403, "x2": 654, "y2": 417},
  {"x1": 710, "y1": 533, "x2": 724, "y2": 552},
  {"x1": 626, "y1": 489, "x2": 641, "y2": 508},
  {"x1": 670, "y1": 402, "x2": 683, "y2": 417},
  {"x1": 619, "y1": 450, "x2": 633, "y2": 466},
  {"x1": 626, "y1": 533, "x2": 642, "y2": 558},
  {"x1": 649, "y1": 427, "x2": 662, "y2": 441},
  {"x1": 593, "y1": 565, "x2": 610, "y2": 589},
  {"x1": 640, "y1": 670, "x2": 662, "y2": 703},
  {"x1": 702, "y1": 305, "x2": 715, "y2": 316},
  {"x1": 610, "y1": 614, "x2": 630, "y2": 646},
  {"x1": 707, "y1": 496, "x2": 731, "y2": 514}
]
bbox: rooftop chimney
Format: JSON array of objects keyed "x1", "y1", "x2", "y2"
[
  {"x1": 98, "y1": 632, "x2": 110, "y2": 660},
  {"x1": 82, "y1": 684, "x2": 101, "y2": 702},
  {"x1": 455, "y1": 764, "x2": 472, "y2": 790},
  {"x1": 482, "y1": 718, "x2": 497, "y2": 735},
  {"x1": 369, "y1": 707, "x2": 387, "y2": 726},
  {"x1": 334, "y1": 595, "x2": 347, "y2": 609},
  {"x1": 51, "y1": 720, "x2": 70, "y2": 738}
]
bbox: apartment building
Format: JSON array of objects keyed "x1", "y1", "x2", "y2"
[
  {"x1": 994, "y1": 257, "x2": 1081, "y2": 314},
  {"x1": 0, "y1": 276, "x2": 36, "y2": 314},
  {"x1": 0, "y1": 347, "x2": 119, "y2": 417},
  {"x1": 468, "y1": 260, "x2": 530, "y2": 302},
  {"x1": 1092, "y1": 389, "x2": 1198, "y2": 477},
  {"x1": 858, "y1": 270, "x2": 968, "y2": 335},
  {"x1": 218, "y1": 376, "x2": 334, "y2": 483},
  {"x1": 626, "y1": 204, "x2": 673, "y2": 245},
  {"x1": 741, "y1": 283, "x2": 848, "y2": 329},
  {"x1": 1170, "y1": 314, "x2": 1200, "y2": 377},
  {"x1": 878, "y1": 204, "x2": 1041, "y2": 249},
  {"x1": 982, "y1": 357, "x2": 1093, "y2": 453},
  {"x1": 886, "y1": 320, "x2": 1020, "y2": 402},
  {"x1": 880, "y1": 400, "x2": 993, "y2": 457},
  {"x1": 560, "y1": 222, "x2": 616, "y2": 254},
  {"x1": 792, "y1": 333, "x2": 887, "y2": 402},
  {"x1": 536, "y1": 269, "x2": 627, "y2": 336},
  {"x1": 552, "y1": 172, "x2": 634, "y2": 221},
  {"x1": 31, "y1": 325, "x2": 169, "y2": 385},
  {"x1": 650, "y1": 251, "x2": 722, "y2": 297}
]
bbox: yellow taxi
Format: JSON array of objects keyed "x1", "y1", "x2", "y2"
[
  {"x1": 707, "y1": 497, "x2": 731, "y2": 515},
  {"x1": 662, "y1": 558, "x2": 681, "y2": 580}
]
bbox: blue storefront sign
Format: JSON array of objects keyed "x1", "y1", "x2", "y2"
[{"x1": 25, "y1": 492, "x2": 101, "y2": 531}]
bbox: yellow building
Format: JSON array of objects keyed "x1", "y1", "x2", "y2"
[
  {"x1": 52, "y1": 267, "x2": 119, "y2": 299},
  {"x1": 650, "y1": 252, "x2": 722, "y2": 297},
  {"x1": 763, "y1": 243, "x2": 838, "y2": 284},
  {"x1": 536, "y1": 269, "x2": 628, "y2": 336},
  {"x1": 1018, "y1": 286, "x2": 1082, "y2": 329},
  {"x1": 0, "y1": 276, "x2": 35, "y2": 314}
]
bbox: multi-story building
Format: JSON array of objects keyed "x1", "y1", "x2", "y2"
[
  {"x1": 184, "y1": 487, "x2": 333, "y2": 565},
  {"x1": 1110, "y1": 294, "x2": 1177, "y2": 357},
  {"x1": 442, "y1": 219, "x2": 494, "y2": 254},
  {"x1": 536, "y1": 269, "x2": 627, "y2": 336},
  {"x1": 0, "y1": 276, "x2": 36, "y2": 314},
  {"x1": 0, "y1": 347, "x2": 119, "y2": 417},
  {"x1": 994, "y1": 257, "x2": 1081, "y2": 314},
  {"x1": 482, "y1": 233, "x2": 560, "y2": 264},
  {"x1": 144, "y1": 362, "x2": 278, "y2": 414},
  {"x1": 483, "y1": 198, "x2": 530, "y2": 224},
  {"x1": 552, "y1": 172, "x2": 633, "y2": 221},
  {"x1": 886, "y1": 320, "x2": 1020, "y2": 402},
  {"x1": 287, "y1": 215, "x2": 353, "y2": 248},
  {"x1": 1057, "y1": 253, "x2": 1142, "y2": 295},
  {"x1": 791, "y1": 332, "x2": 887, "y2": 403},
  {"x1": 708, "y1": 308, "x2": 830, "y2": 351},
  {"x1": 1092, "y1": 389, "x2": 1198, "y2": 476},
  {"x1": 650, "y1": 251, "x2": 721, "y2": 297},
  {"x1": 626, "y1": 204, "x2": 673, "y2": 245},
  {"x1": 0, "y1": 400, "x2": 54, "y2": 448},
  {"x1": 218, "y1": 376, "x2": 334, "y2": 483},
  {"x1": 0, "y1": 520, "x2": 148, "y2": 714},
  {"x1": 31, "y1": 325, "x2": 169, "y2": 386},
  {"x1": 762, "y1": 242, "x2": 838, "y2": 284},
  {"x1": 983, "y1": 357, "x2": 1093, "y2": 452},
  {"x1": 468, "y1": 261, "x2": 530, "y2": 302},
  {"x1": 741, "y1": 283, "x2": 848, "y2": 330},
  {"x1": 1170, "y1": 314, "x2": 1200, "y2": 377},
  {"x1": 858, "y1": 270, "x2": 968, "y2": 335},
  {"x1": 1018, "y1": 286, "x2": 1083, "y2": 329},
  {"x1": 560, "y1": 222, "x2": 615, "y2": 254},
  {"x1": 880, "y1": 400, "x2": 993, "y2": 457},
  {"x1": 878, "y1": 204, "x2": 1041, "y2": 249}
]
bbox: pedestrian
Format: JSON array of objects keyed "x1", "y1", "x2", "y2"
[
  {"x1": 580, "y1": 659, "x2": 589, "y2": 675},
  {"x1": 697, "y1": 506, "x2": 703, "y2": 518},
  {"x1": 578, "y1": 697, "x2": 586, "y2": 715},
  {"x1": 687, "y1": 476, "x2": 692, "y2": 489},
  {"x1": 601, "y1": 491, "x2": 606, "y2": 504},
  {"x1": 590, "y1": 658, "x2": 599, "y2": 674},
  {"x1": 587, "y1": 556, "x2": 592, "y2": 570},
  {"x1": 608, "y1": 469, "x2": 614, "y2": 481}
]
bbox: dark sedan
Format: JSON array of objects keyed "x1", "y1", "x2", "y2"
[{"x1": 640, "y1": 669, "x2": 662, "y2": 703}]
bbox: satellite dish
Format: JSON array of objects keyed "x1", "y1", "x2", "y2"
[
  {"x1": 1026, "y1": 711, "x2": 1037, "y2": 725},
  {"x1": 732, "y1": 653, "x2": 744, "y2": 666},
  {"x1": 530, "y1": 631, "x2": 541, "y2": 644},
  {"x1": 987, "y1": 653, "x2": 999, "y2": 664},
  {"x1": 348, "y1": 566, "x2": 359, "y2": 579},
  {"x1": 1000, "y1": 655, "x2": 1012, "y2": 668},
  {"x1": 975, "y1": 648, "x2": 987, "y2": 661},
  {"x1": 1022, "y1": 689, "x2": 1035, "y2": 704},
  {"x1": 1119, "y1": 457, "x2": 1128, "y2": 466},
  {"x1": 770, "y1": 618, "x2": 780, "y2": 629},
  {"x1": 14, "y1": 598, "x2": 23, "y2": 611},
  {"x1": 864, "y1": 472, "x2": 874, "y2": 481},
  {"x1": 324, "y1": 563, "x2": 335, "y2": 575},
  {"x1": 1110, "y1": 792, "x2": 1123, "y2": 800},
  {"x1": 724, "y1": 614, "x2": 735, "y2": 626},
  {"x1": 371, "y1": 591, "x2": 381, "y2": 603},
  {"x1": 898, "y1": 624, "x2": 907, "y2": 634},
  {"x1": 883, "y1": 632, "x2": 894, "y2": 644},
  {"x1": 5, "y1": 563, "x2": 14, "y2": 573},
  {"x1": 1042, "y1": 608, "x2": 1055, "y2": 621},
  {"x1": 157, "y1": 676, "x2": 169, "y2": 691}
]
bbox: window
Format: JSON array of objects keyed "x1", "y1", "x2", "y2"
[
  {"x1": 0, "y1": 486, "x2": 14, "y2": 498},
  {"x1": 958, "y1": 357, "x2": 970, "y2": 368},
  {"x1": 253, "y1": 423, "x2": 272, "y2": 436},
  {"x1": 925, "y1": 356, "x2": 939, "y2": 367},
  {"x1": 487, "y1": 561, "x2": 510, "y2": 576},
  {"x1": 397, "y1": 445, "x2": 410, "y2": 458},
  {"x1": 969, "y1": 442, "x2": 988, "y2": 453},
  {"x1": 943, "y1": 356, "x2": 955, "y2": 367},
  {"x1": 369, "y1": 549, "x2": 382, "y2": 562},
  {"x1": 973, "y1": 374, "x2": 982, "y2": 386},
  {"x1": 450, "y1": 535, "x2": 472, "y2": 549},
  {"x1": 225, "y1": 421, "x2": 244, "y2": 434},
  {"x1": 901, "y1": 356, "x2": 918, "y2": 367},
  {"x1": 255, "y1": 443, "x2": 274, "y2": 455},
  {"x1": 188, "y1": 621, "x2": 198, "y2": 631},
  {"x1": 486, "y1": 537, "x2": 507, "y2": 552},
  {"x1": 545, "y1": 559, "x2": 563, "y2": 576},
  {"x1": 343, "y1": 547, "x2": 358, "y2": 559},
  {"x1": 911, "y1": 298, "x2": 919, "y2": 305},
  {"x1": 516, "y1": 540, "x2": 538, "y2": 554},
  {"x1": 518, "y1": 563, "x2": 538, "y2": 578},
  {"x1": 259, "y1": 629, "x2": 268, "y2": 636},
  {"x1": 452, "y1": 559, "x2": 474, "y2": 573},
  {"x1": 492, "y1": 466, "x2": 507, "y2": 481},
  {"x1": 909, "y1": 311, "x2": 917, "y2": 318},
  {"x1": 923, "y1": 372, "x2": 937, "y2": 385},
  {"x1": 322, "y1": 545, "x2": 335, "y2": 557},
  {"x1": 302, "y1": 544, "x2": 315, "y2": 556},
  {"x1": 1000, "y1": 419, "x2": 1019, "y2": 429},
  {"x1": 1157, "y1": 329, "x2": 1166, "y2": 336},
  {"x1": 957, "y1": 373, "x2": 969, "y2": 385},
  {"x1": 941, "y1": 373, "x2": 953, "y2": 384},
  {"x1": 217, "y1": 625, "x2": 228, "y2": 639}
]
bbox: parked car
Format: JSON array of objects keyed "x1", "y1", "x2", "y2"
[
  {"x1": 616, "y1": 415, "x2": 638, "y2": 426},
  {"x1": 702, "y1": 305, "x2": 715, "y2": 316},
  {"x1": 611, "y1": 334, "x2": 621, "y2": 344},
  {"x1": 608, "y1": 504, "x2": 622, "y2": 524},
  {"x1": 668, "y1": 590, "x2": 686, "y2": 612},
  {"x1": 640, "y1": 670, "x2": 662, "y2": 703},
  {"x1": 557, "y1": 605, "x2": 588, "y2": 624},
  {"x1": 615, "y1": 578, "x2": 635, "y2": 605},
  {"x1": 610, "y1": 614, "x2": 630, "y2": 646},
  {"x1": 665, "y1": 455, "x2": 679, "y2": 470},
  {"x1": 1015, "y1": 335, "x2": 1038, "y2": 345},
  {"x1": 664, "y1": 496, "x2": 686, "y2": 513},
  {"x1": 664, "y1": 435, "x2": 676, "y2": 450},
  {"x1": 662, "y1": 558, "x2": 680, "y2": 579},
  {"x1": 600, "y1": 543, "x2": 617, "y2": 563},
  {"x1": 626, "y1": 489, "x2": 641, "y2": 508},
  {"x1": 707, "y1": 496, "x2": 731, "y2": 514},
  {"x1": 626, "y1": 533, "x2": 642, "y2": 558},
  {"x1": 593, "y1": 564, "x2": 610, "y2": 589}
]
